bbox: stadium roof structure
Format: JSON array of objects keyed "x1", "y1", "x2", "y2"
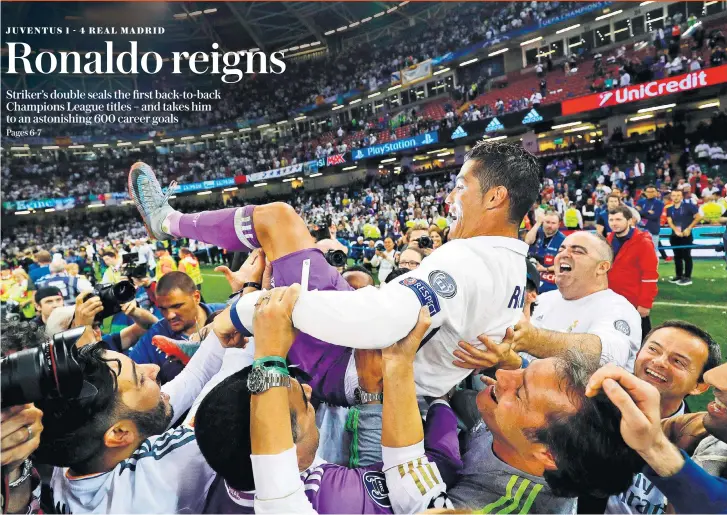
[{"x1": 1, "y1": 1, "x2": 445, "y2": 56}]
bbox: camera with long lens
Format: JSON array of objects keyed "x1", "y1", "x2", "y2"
[
  {"x1": 416, "y1": 235, "x2": 433, "y2": 249},
  {"x1": 1, "y1": 327, "x2": 86, "y2": 408},
  {"x1": 89, "y1": 281, "x2": 136, "y2": 322},
  {"x1": 325, "y1": 250, "x2": 347, "y2": 268}
]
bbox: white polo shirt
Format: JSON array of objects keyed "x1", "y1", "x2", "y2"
[{"x1": 529, "y1": 289, "x2": 642, "y2": 371}]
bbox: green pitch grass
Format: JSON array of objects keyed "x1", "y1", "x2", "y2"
[{"x1": 200, "y1": 259, "x2": 727, "y2": 412}]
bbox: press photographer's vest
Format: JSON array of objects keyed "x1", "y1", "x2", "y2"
[
  {"x1": 182, "y1": 257, "x2": 203, "y2": 285},
  {"x1": 155, "y1": 255, "x2": 177, "y2": 281},
  {"x1": 564, "y1": 208, "x2": 579, "y2": 228}
]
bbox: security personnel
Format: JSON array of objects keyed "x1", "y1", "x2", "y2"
[
  {"x1": 523, "y1": 210, "x2": 566, "y2": 293},
  {"x1": 564, "y1": 202, "x2": 583, "y2": 230},
  {"x1": 178, "y1": 247, "x2": 204, "y2": 301},
  {"x1": 155, "y1": 241, "x2": 177, "y2": 281}
]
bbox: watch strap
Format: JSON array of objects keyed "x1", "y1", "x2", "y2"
[
  {"x1": 354, "y1": 387, "x2": 383, "y2": 404},
  {"x1": 248, "y1": 366, "x2": 291, "y2": 394}
]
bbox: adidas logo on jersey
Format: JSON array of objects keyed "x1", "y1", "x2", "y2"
[
  {"x1": 451, "y1": 126, "x2": 468, "y2": 139},
  {"x1": 485, "y1": 117, "x2": 504, "y2": 133},
  {"x1": 522, "y1": 109, "x2": 543, "y2": 124}
]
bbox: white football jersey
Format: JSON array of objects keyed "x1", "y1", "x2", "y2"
[
  {"x1": 50, "y1": 426, "x2": 215, "y2": 514},
  {"x1": 234, "y1": 236, "x2": 529, "y2": 398},
  {"x1": 530, "y1": 289, "x2": 642, "y2": 371},
  {"x1": 402, "y1": 237, "x2": 530, "y2": 396}
]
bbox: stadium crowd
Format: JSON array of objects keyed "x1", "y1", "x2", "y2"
[
  {"x1": 3, "y1": 4, "x2": 727, "y2": 514},
  {"x1": 5, "y1": 1, "x2": 589, "y2": 143},
  {"x1": 1, "y1": 139, "x2": 726, "y2": 515}
]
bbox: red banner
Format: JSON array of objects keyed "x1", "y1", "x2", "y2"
[
  {"x1": 561, "y1": 65, "x2": 727, "y2": 116},
  {"x1": 327, "y1": 154, "x2": 346, "y2": 166}
]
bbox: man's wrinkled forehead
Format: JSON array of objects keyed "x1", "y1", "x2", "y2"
[
  {"x1": 528, "y1": 358, "x2": 581, "y2": 414},
  {"x1": 560, "y1": 233, "x2": 595, "y2": 255}
]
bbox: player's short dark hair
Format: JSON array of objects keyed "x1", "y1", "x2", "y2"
[
  {"x1": 343, "y1": 265, "x2": 375, "y2": 286},
  {"x1": 645, "y1": 184, "x2": 657, "y2": 190},
  {"x1": 34, "y1": 343, "x2": 121, "y2": 468},
  {"x1": 157, "y1": 271, "x2": 197, "y2": 296},
  {"x1": 100, "y1": 248, "x2": 118, "y2": 259},
  {"x1": 179, "y1": 247, "x2": 191, "y2": 256},
  {"x1": 608, "y1": 205, "x2": 633, "y2": 220},
  {"x1": 525, "y1": 351, "x2": 644, "y2": 498},
  {"x1": 195, "y1": 367, "x2": 300, "y2": 491},
  {"x1": 645, "y1": 320, "x2": 722, "y2": 381},
  {"x1": 606, "y1": 193, "x2": 621, "y2": 202},
  {"x1": 384, "y1": 267, "x2": 410, "y2": 284},
  {"x1": 35, "y1": 250, "x2": 52, "y2": 264},
  {"x1": 1, "y1": 319, "x2": 46, "y2": 357},
  {"x1": 464, "y1": 141, "x2": 541, "y2": 224}
]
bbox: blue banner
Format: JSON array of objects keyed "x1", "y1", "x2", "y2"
[
  {"x1": 173, "y1": 177, "x2": 236, "y2": 193},
  {"x1": 538, "y1": 2, "x2": 611, "y2": 29},
  {"x1": 3, "y1": 197, "x2": 76, "y2": 211},
  {"x1": 352, "y1": 132, "x2": 438, "y2": 161}
]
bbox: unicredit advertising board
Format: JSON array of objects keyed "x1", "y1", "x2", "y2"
[{"x1": 561, "y1": 65, "x2": 727, "y2": 116}]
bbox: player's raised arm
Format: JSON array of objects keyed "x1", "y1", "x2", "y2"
[{"x1": 224, "y1": 242, "x2": 473, "y2": 349}]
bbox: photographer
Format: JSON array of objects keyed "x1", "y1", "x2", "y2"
[
  {"x1": 370, "y1": 237, "x2": 397, "y2": 284},
  {"x1": 129, "y1": 265, "x2": 160, "y2": 318},
  {"x1": 45, "y1": 291, "x2": 159, "y2": 352},
  {"x1": 124, "y1": 272, "x2": 226, "y2": 384},
  {"x1": 31, "y1": 287, "x2": 64, "y2": 329},
  {"x1": 400, "y1": 224, "x2": 431, "y2": 252},
  {"x1": 100, "y1": 249, "x2": 125, "y2": 285},
  {"x1": 30, "y1": 319, "x2": 240, "y2": 513}
]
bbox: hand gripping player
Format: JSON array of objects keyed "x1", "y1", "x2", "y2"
[{"x1": 128, "y1": 141, "x2": 540, "y2": 397}]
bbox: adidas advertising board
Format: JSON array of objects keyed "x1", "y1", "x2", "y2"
[
  {"x1": 442, "y1": 104, "x2": 561, "y2": 142},
  {"x1": 522, "y1": 109, "x2": 543, "y2": 124},
  {"x1": 451, "y1": 126, "x2": 469, "y2": 139}
]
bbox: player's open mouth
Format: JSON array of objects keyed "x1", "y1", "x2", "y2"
[
  {"x1": 488, "y1": 385, "x2": 499, "y2": 404},
  {"x1": 559, "y1": 263, "x2": 572, "y2": 273},
  {"x1": 644, "y1": 367, "x2": 668, "y2": 383},
  {"x1": 708, "y1": 397, "x2": 727, "y2": 418}
]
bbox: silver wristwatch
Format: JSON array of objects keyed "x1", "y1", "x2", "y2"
[
  {"x1": 247, "y1": 366, "x2": 291, "y2": 394},
  {"x1": 354, "y1": 386, "x2": 383, "y2": 405}
]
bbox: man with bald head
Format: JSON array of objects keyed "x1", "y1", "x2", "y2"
[{"x1": 512, "y1": 231, "x2": 642, "y2": 371}]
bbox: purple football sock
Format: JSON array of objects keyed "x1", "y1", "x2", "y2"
[{"x1": 167, "y1": 206, "x2": 260, "y2": 251}]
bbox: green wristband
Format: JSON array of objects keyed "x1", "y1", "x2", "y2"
[{"x1": 253, "y1": 356, "x2": 288, "y2": 368}]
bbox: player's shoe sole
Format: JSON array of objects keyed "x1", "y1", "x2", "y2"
[{"x1": 127, "y1": 161, "x2": 176, "y2": 241}]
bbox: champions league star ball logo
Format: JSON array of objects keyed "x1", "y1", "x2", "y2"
[{"x1": 428, "y1": 270, "x2": 457, "y2": 299}]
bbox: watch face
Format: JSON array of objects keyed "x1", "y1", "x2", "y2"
[
  {"x1": 247, "y1": 367, "x2": 266, "y2": 394},
  {"x1": 354, "y1": 388, "x2": 362, "y2": 405}
]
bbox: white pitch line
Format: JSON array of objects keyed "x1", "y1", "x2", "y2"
[{"x1": 653, "y1": 301, "x2": 727, "y2": 310}]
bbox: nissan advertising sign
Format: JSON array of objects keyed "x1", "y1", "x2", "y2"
[{"x1": 561, "y1": 65, "x2": 727, "y2": 116}]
